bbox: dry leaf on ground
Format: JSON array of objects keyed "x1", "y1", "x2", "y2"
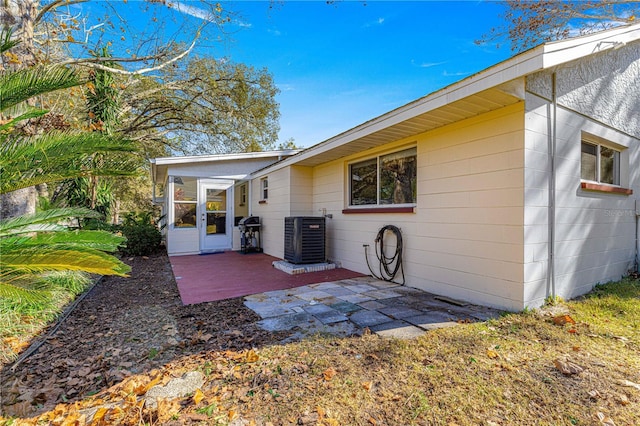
[
  {"x1": 323, "y1": 367, "x2": 337, "y2": 381},
  {"x1": 554, "y1": 358, "x2": 584, "y2": 375},
  {"x1": 245, "y1": 349, "x2": 259, "y2": 363},
  {"x1": 616, "y1": 379, "x2": 640, "y2": 391},
  {"x1": 597, "y1": 412, "x2": 616, "y2": 425},
  {"x1": 553, "y1": 315, "x2": 576, "y2": 325},
  {"x1": 193, "y1": 388, "x2": 205, "y2": 405}
]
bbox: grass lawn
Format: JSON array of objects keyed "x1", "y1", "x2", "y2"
[{"x1": 2, "y1": 277, "x2": 639, "y2": 425}]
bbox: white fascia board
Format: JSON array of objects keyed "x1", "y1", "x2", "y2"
[
  {"x1": 542, "y1": 23, "x2": 640, "y2": 68},
  {"x1": 259, "y1": 24, "x2": 640, "y2": 177},
  {"x1": 152, "y1": 149, "x2": 302, "y2": 166},
  {"x1": 260, "y1": 48, "x2": 544, "y2": 175}
]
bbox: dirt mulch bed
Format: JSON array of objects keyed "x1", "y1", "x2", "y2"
[{"x1": 0, "y1": 253, "x2": 290, "y2": 418}]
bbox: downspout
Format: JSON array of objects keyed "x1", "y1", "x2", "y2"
[
  {"x1": 547, "y1": 72, "x2": 558, "y2": 300},
  {"x1": 633, "y1": 198, "x2": 640, "y2": 274}
]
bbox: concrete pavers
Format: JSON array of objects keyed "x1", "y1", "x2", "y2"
[{"x1": 244, "y1": 276, "x2": 502, "y2": 340}]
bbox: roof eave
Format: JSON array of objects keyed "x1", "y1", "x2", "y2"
[{"x1": 258, "y1": 23, "x2": 640, "y2": 174}]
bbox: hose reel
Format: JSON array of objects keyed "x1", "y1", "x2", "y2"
[{"x1": 364, "y1": 225, "x2": 405, "y2": 285}]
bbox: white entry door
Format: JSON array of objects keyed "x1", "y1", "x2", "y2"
[{"x1": 199, "y1": 179, "x2": 234, "y2": 252}]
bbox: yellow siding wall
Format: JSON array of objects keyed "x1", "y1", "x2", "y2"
[
  {"x1": 251, "y1": 104, "x2": 525, "y2": 309},
  {"x1": 312, "y1": 104, "x2": 526, "y2": 310},
  {"x1": 253, "y1": 165, "x2": 314, "y2": 257}
]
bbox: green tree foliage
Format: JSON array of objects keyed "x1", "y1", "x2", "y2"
[
  {"x1": 0, "y1": 32, "x2": 135, "y2": 306},
  {"x1": 481, "y1": 0, "x2": 638, "y2": 52},
  {"x1": 121, "y1": 57, "x2": 280, "y2": 155}
]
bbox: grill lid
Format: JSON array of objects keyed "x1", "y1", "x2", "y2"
[{"x1": 239, "y1": 216, "x2": 260, "y2": 227}]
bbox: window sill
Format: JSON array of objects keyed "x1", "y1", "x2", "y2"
[
  {"x1": 581, "y1": 182, "x2": 633, "y2": 195},
  {"x1": 258, "y1": 200, "x2": 268, "y2": 204},
  {"x1": 342, "y1": 206, "x2": 415, "y2": 214}
]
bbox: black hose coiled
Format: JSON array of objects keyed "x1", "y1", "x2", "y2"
[{"x1": 364, "y1": 225, "x2": 405, "y2": 285}]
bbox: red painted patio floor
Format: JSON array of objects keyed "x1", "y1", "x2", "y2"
[{"x1": 169, "y1": 251, "x2": 365, "y2": 305}]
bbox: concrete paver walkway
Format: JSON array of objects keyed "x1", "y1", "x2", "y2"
[{"x1": 244, "y1": 276, "x2": 502, "y2": 340}]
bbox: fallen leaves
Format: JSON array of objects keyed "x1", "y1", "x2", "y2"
[
  {"x1": 193, "y1": 388, "x2": 205, "y2": 405},
  {"x1": 245, "y1": 349, "x2": 260, "y2": 363},
  {"x1": 616, "y1": 379, "x2": 640, "y2": 391},
  {"x1": 596, "y1": 411, "x2": 617, "y2": 425},
  {"x1": 553, "y1": 314, "x2": 576, "y2": 326},
  {"x1": 554, "y1": 357, "x2": 584, "y2": 376},
  {"x1": 323, "y1": 367, "x2": 337, "y2": 381}
]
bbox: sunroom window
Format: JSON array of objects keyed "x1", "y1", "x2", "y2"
[
  {"x1": 173, "y1": 176, "x2": 197, "y2": 228},
  {"x1": 581, "y1": 141, "x2": 620, "y2": 185},
  {"x1": 350, "y1": 147, "x2": 417, "y2": 206}
]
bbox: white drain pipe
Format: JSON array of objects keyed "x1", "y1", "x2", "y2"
[{"x1": 547, "y1": 72, "x2": 558, "y2": 300}]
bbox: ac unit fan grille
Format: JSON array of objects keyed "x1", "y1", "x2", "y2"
[{"x1": 284, "y1": 217, "x2": 326, "y2": 264}]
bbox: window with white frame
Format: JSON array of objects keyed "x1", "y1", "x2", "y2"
[
  {"x1": 581, "y1": 139, "x2": 620, "y2": 186},
  {"x1": 172, "y1": 176, "x2": 197, "y2": 228},
  {"x1": 240, "y1": 184, "x2": 247, "y2": 205},
  {"x1": 349, "y1": 147, "x2": 417, "y2": 206},
  {"x1": 260, "y1": 177, "x2": 268, "y2": 200}
]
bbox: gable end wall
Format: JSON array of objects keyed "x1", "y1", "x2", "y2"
[{"x1": 524, "y1": 41, "x2": 640, "y2": 307}]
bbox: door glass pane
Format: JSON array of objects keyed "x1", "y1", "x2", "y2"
[
  {"x1": 350, "y1": 158, "x2": 377, "y2": 205},
  {"x1": 581, "y1": 142, "x2": 597, "y2": 181},
  {"x1": 206, "y1": 213, "x2": 226, "y2": 235},
  {"x1": 380, "y1": 148, "x2": 417, "y2": 204},
  {"x1": 206, "y1": 188, "x2": 226, "y2": 211}
]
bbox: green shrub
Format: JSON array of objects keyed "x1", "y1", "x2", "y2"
[{"x1": 119, "y1": 211, "x2": 162, "y2": 256}]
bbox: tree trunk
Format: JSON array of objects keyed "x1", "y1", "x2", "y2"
[
  {"x1": 0, "y1": 1, "x2": 40, "y2": 219},
  {"x1": 0, "y1": 187, "x2": 37, "y2": 219},
  {"x1": 112, "y1": 199, "x2": 121, "y2": 225}
]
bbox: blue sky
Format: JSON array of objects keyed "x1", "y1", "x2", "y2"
[
  {"x1": 216, "y1": 1, "x2": 512, "y2": 147},
  {"x1": 80, "y1": 1, "x2": 514, "y2": 148}
]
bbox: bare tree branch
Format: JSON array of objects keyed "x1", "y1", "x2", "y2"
[{"x1": 35, "y1": 0, "x2": 88, "y2": 25}]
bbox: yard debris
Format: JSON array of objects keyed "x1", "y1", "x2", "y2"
[
  {"x1": 596, "y1": 412, "x2": 616, "y2": 425},
  {"x1": 615, "y1": 393, "x2": 630, "y2": 406},
  {"x1": 2, "y1": 254, "x2": 638, "y2": 425},
  {"x1": 143, "y1": 370, "x2": 205, "y2": 409},
  {"x1": 486, "y1": 346, "x2": 500, "y2": 359},
  {"x1": 588, "y1": 389, "x2": 602, "y2": 399},
  {"x1": 554, "y1": 357, "x2": 584, "y2": 375},
  {"x1": 552, "y1": 314, "x2": 576, "y2": 325},
  {"x1": 323, "y1": 367, "x2": 337, "y2": 381},
  {"x1": 616, "y1": 379, "x2": 640, "y2": 391}
]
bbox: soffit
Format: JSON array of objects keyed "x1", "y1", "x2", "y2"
[{"x1": 293, "y1": 87, "x2": 521, "y2": 167}]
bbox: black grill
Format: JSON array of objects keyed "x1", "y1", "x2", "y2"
[{"x1": 239, "y1": 216, "x2": 261, "y2": 254}]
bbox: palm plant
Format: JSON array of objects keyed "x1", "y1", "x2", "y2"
[{"x1": 0, "y1": 29, "x2": 137, "y2": 305}]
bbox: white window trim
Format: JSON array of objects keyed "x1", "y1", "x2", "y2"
[
  {"x1": 171, "y1": 176, "x2": 198, "y2": 231},
  {"x1": 260, "y1": 177, "x2": 269, "y2": 200},
  {"x1": 580, "y1": 138, "x2": 621, "y2": 187}
]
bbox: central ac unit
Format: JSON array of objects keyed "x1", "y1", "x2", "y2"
[{"x1": 284, "y1": 216, "x2": 326, "y2": 264}]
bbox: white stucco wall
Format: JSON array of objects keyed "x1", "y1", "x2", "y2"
[
  {"x1": 528, "y1": 41, "x2": 640, "y2": 139},
  {"x1": 523, "y1": 41, "x2": 640, "y2": 307}
]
